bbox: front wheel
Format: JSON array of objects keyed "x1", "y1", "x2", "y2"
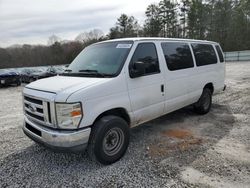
[
  {"x1": 88, "y1": 115, "x2": 130, "y2": 165},
  {"x1": 193, "y1": 88, "x2": 212, "y2": 114}
]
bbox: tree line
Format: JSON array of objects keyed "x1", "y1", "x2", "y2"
[
  {"x1": 109, "y1": 0, "x2": 250, "y2": 51},
  {"x1": 0, "y1": 30, "x2": 105, "y2": 69},
  {"x1": 0, "y1": 0, "x2": 249, "y2": 69}
]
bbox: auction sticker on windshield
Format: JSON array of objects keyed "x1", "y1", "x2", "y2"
[{"x1": 116, "y1": 44, "x2": 132, "y2": 48}]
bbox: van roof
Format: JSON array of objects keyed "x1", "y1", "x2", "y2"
[{"x1": 99, "y1": 37, "x2": 219, "y2": 45}]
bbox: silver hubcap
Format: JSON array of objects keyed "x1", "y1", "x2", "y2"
[{"x1": 103, "y1": 127, "x2": 124, "y2": 156}]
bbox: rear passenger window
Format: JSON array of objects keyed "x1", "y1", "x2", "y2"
[
  {"x1": 191, "y1": 44, "x2": 217, "y2": 66},
  {"x1": 161, "y1": 42, "x2": 194, "y2": 71},
  {"x1": 130, "y1": 43, "x2": 160, "y2": 75},
  {"x1": 215, "y1": 45, "x2": 224, "y2": 63}
]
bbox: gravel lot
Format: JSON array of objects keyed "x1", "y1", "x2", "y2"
[{"x1": 0, "y1": 62, "x2": 250, "y2": 188}]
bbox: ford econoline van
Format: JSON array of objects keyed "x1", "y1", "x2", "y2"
[{"x1": 22, "y1": 38, "x2": 225, "y2": 164}]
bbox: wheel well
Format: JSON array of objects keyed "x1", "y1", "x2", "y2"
[
  {"x1": 204, "y1": 83, "x2": 214, "y2": 94},
  {"x1": 94, "y1": 108, "x2": 131, "y2": 125}
]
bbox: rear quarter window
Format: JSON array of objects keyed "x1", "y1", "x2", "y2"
[
  {"x1": 191, "y1": 43, "x2": 217, "y2": 66},
  {"x1": 161, "y1": 42, "x2": 194, "y2": 71},
  {"x1": 215, "y1": 45, "x2": 224, "y2": 63}
]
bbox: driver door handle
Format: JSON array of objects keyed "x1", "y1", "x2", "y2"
[{"x1": 161, "y1": 84, "x2": 164, "y2": 93}]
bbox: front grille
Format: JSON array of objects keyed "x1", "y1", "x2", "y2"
[
  {"x1": 26, "y1": 111, "x2": 44, "y2": 121},
  {"x1": 24, "y1": 96, "x2": 43, "y2": 105},
  {"x1": 23, "y1": 95, "x2": 54, "y2": 128}
]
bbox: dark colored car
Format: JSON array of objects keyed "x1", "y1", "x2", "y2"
[
  {"x1": 21, "y1": 67, "x2": 64, "y2": 83},
  {"x1": 20, "y1": 68, "x2": 43, "y2": 83},
  {"x1": 32, "y1": 67, "x2": 62, "y2": 80},
  {"x1": 20, "y1": 69, "x2": 35, "y2": 83},
  {"x1": 0, "y1": 69, "x2": 21, "y2": 87}
]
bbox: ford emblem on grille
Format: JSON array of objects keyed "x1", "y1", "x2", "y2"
[{"x1": 27, "y1": 104, "x2": 37, "y2": 113}]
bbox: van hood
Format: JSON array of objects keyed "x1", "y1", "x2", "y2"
[{"x1": 26, "y1": 75, "x2": 109, "y2": 94}]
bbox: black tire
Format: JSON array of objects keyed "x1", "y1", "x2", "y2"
[
  {"x1": 193, "y1": 88, "x2": 212, "y2": 115},
  {"x1": 88, "y1": 115, "x2": 130, "y2": 165}
]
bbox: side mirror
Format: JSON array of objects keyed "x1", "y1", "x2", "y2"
[{"x1": 130, "y1": 61, "x2": 146, "y2": 78}]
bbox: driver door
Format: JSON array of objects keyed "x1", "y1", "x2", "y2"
[{"x1": 126, "y1": 42, "x2": 165, "y2": 126}]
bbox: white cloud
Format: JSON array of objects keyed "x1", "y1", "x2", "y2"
[{"x1": 0, "y1": 0, "x2": 159, "y2": 47}]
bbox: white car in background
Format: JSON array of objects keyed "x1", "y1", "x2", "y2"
[{"x1": 22, "y1": 38, "x2": 225, "y2": 164}]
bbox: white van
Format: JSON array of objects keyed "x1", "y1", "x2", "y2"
[{"x1": 22, "y1": 38, "x2": 225, "y2": 164}]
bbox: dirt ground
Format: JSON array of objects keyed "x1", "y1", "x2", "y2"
[{"x1": 0, "y1": 62, "x2": 249, "y2": 187}]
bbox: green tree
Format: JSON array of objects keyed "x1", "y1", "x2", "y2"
[
  {"x1": 144, "y1": 4, "x2": 162, "y2": 37},
  {"x1": 211, "y1": 0, "x2": 233, "y2": 50},
  {"x1": 179, "y1": 0, "x2": 191, "y2": 38},
  {"x1": 228, "y1": 0, "x2": 250, "y2": 50},
  {"x1": 187, "y1": 0, "x2": 209, "y2": 39},
  {"x1": 109, "y1": 14, "x2": 139, "y2": 39},
  {"x1": 159, "y1": 0, "x2": 178, "y2": 37}
]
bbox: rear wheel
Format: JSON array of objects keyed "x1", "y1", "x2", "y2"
[
  {"x1": 193, "y1": 88, "x2": 212, "y2": 114},
  {"x1": 88, "y1": 115, "x2": 130, "y2": 165}
]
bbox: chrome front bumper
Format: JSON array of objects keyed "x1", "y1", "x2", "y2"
[{"x1": 23, "y1": 116, "x2": 91, "y2": 152}]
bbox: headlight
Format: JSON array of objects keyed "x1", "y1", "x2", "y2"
[{"x1": 56, "y1": 102, "x2": 83, "y2": 129}]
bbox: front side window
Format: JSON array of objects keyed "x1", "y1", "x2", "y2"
[
  {"x1": 161, "y1": 42, "x2": 194, "y2": 71},
  {"x1": 64, "y1": 41, "x2": 133, "y2": 77},
  {"x1": 215, "y1": 45, "x2": 224, "y2": 63},
  {"x1": 130, "y1": 43, "x2": 160, "y2": 75},
  {"x1": 192, "y1": 43, "x2": 217, "y2": 66}
]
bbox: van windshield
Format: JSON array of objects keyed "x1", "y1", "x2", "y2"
[{"x1": 63, "y1": 41, "x2": 133, "y2": 78}]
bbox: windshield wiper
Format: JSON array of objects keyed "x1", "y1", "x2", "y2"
[
  {"x1": 78, "y1": 69, "x2": 112, "y2": 77},
  {"x1": 79, "y1": 69, "x2": 100, "y2": 73},
  {"x1": 64, "y1": 69, "x2": 72, "y2": 72}
]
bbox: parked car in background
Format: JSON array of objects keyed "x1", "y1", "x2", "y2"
[
  {"x1": 32, "y1": 66, "x2": 64, "y2": 80},
  {"x1": 20, "y1": 69, "x2": 37, "y2": 83},
  {"x1": 0, "y1": 69, "x2": 21, "y2": 87},
  {"x1": 21, "y1": 66, "x2": 64, "y2": 83},
  {"x1": 20, "y1": 69, "x2": 43, "y2": 83},
  {"x1": 53, "y1": 66, "x2": 65, "y2": 74}
]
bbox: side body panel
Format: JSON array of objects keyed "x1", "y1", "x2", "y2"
[
  {"x1": 124, "y1": 41, "x2": 166, "y2": 126},
  {"x1": 213, "y1": 44, "x2": 226, "y2": 94},
  {"x1": 187, "y1": 43, "x2": 225, "y2": 104},
  {"x1": 158, "y1": 42, "x2": 194, "y2": 114},
  {"x1": 66, "y1": 74, "x2": 132, "y2": 128}
]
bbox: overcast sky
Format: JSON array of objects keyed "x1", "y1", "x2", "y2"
[{"x1": 0, "y1": 0, "x2": 159, "y2": 47}]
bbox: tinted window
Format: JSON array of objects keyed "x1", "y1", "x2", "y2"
[
  {"x1": 130, "y1": 43, "x2": 159, "y2": 75},
  {"x1": 161, "y1": 42, "x2": 194, "y2": 71},
  {"x1": 215, "y1": 45, "x2": 224, "y2": 63},
  {"x1": 192, "y1": 43, "x2": 217, "y2": 66}
]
